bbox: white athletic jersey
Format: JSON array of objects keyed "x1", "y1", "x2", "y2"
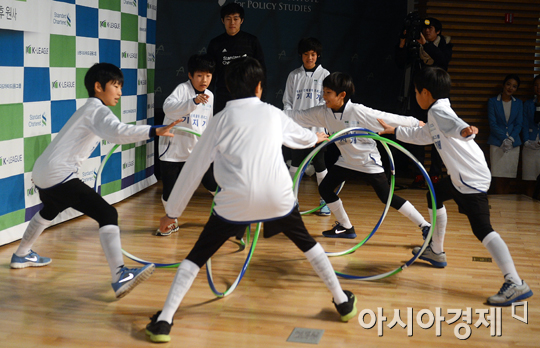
[
  {"x1": 159, "y1": 81, "x2": 214, "y2": 162},
  {"x1": 396, "y1": 98, "x2": 491, "y2": 194},
  {"x1": 285, "y1": 101, "x2": 421, "y2": 174},
  {"x1": 165, "y1": 97, "x2": 318, "y2": 223},
  {"x1": 32, "y1": 98, "x2": 153, "y2": 189},
  {"x1": 283, "y1": 65, "x2": 329, "y2": 134}
]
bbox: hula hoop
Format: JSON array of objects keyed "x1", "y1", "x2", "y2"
[
  {"x1": 93, "y1": 125, "x2": 260, "y2": 297},
  {"x1": 292, "y1": 127, "x2": 437, "y2": 281}
]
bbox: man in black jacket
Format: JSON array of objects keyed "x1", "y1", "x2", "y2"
[
  {"x1": 395, "y1": 16, "x2": 453, "y2": 188},
  {"x1": 208, "y1": 3, "x2": 266, "y2": 113}
]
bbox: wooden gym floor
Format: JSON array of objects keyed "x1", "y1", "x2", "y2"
[{"x1": 0, "y1": 177, "x2": 539, "y2": 347}]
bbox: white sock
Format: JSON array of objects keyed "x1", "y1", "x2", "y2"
[
  {"x1": 482, "y1": 232, "x2": 522, "y2": 285},
  {"x1": 15, "y1": 212, "x2": 52, "y2": 257},
  {"x1": 326, "y1": 200, "x2": 353, "y2": 229},
  {"x1": 398, "y1": 201, "x2": 429, "y2": 228},
  {"x1": 315, "y1": 169, "x2": 328, "y2": 186},
  {"x1": 99, "y1": 225, "x2": 125, "y2": 282},
  {"x1": 304, "y1": 243, "x2": 347, "y2": 304},
  {"x1": 429, "y1": 206, "x2": 447, "y2": 254},
  {"x1": 158, "y1": 259, "x2": 200, "y2": 323},
  {"x1": 289, "y1": 166, "x2": 298, "y2": 180}
]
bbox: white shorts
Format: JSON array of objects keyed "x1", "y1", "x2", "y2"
[{"x1": 490, "y1": 145, "x2": 519, "y2": 178}]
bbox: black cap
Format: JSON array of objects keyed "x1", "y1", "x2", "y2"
[{"x1": 423, "y1": 17, "x2": 442, "y2": 32}]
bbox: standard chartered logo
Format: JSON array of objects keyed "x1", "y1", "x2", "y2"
[
  {"x1": 53, "y1": 12, "x2": 71, "y2": 27},
  {"x1": 124, "y1": 0, "x2": 137, "y2": 6},
  {"x1": 28, "y1": 113, "x2": 46, "y2": 128}
]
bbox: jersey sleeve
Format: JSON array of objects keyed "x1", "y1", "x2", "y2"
[
  {"x1": 396, "y1": 125, "x2": 433, "y2": 145},
  {"x1": 283, "y1": 105, "x2": 327, "y2": 129},
  {"x1": 282, "y1": 72, "x2": 295, "y2": 110},
  {"x1": 163, "y1": 84, "x2": 198, "y2": 120},
  {"x1": 280, "y1": 111, "x2": 318, "y2": 149},
  {"x1": 356, "y1": 104, "x2": 421, "y2": 132},
  {"x1": 91, "y1": 107, "x2": 151, "y2": 144}
]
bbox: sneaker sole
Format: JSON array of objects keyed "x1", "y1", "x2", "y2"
[
  {"x1": 322, "y1": 233, "x2": 357, "y2": 239},
  {"x1": 488, "y1": 290, "x2": 534, "y2": 306},
  {"x1": 418, "y1": 255, "x2": 447, "y2": 268},
  {"x1": 154, "y1": 226, "x2": 179, "y2": 237},
  {"x1": 115, "y1": 264, "x2": 155, "y2": 299},
  {"x1": 10, "y1": 259, "x2": 52, "y2": 269},
  {"x1": 317, "y1": 211, "x2": 331, "y2": 216},
  {"x1": 145, "y1": 329, "x2": 171, "y2": 343},
  {"x1": 340, "y1": 296, "x2": 358, "y2": 322}
]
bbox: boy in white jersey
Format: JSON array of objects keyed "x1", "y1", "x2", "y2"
[
  {"x1": 378, "y1": 66, "x2": 533, "y2": 305},
  {"x1": 9, "y1": 63, "x2": 182, "y2": 299},
  {"x1": 145, "y1": 57, "x2": 357, "y2": 343},
  {"x1": 285, "y1": 72, "x2": 430, "y2": 239},
  {"x1": 156, "y1": 54, "x2": 218, "y2": 236},
  {"x1": 283, "y1": 37, "x2": 331, "y2": 216}
]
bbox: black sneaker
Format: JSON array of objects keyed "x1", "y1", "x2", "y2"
[
  {"x1": 322, "y1": 222, "x2": 356, "y2": 239},
  {"x1": 146, "y1": 311, "x2": 173, "y2": 343},
  {"x1": 333, "y1": 290, "x2": 358, "y2": 322}
]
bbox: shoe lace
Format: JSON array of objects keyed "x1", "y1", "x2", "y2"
[
  {"x1": 498, "y1": 281, "x2": 514, "y2": 295},
  {"x1": 332, "y1": 221, "x2": 341, "y2": 228}
]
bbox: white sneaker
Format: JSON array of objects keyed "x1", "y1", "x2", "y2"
[
  {"x1": 487, "y1": 280, "x2": 533, "y2": 306},
  {"x1": 412, "y1": 246, "x2": 447, "y2": 268},
  {"x1": 154, "y1": 219, "x2": 179, "y2": 236}
]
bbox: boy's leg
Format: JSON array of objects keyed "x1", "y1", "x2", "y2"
[
  {"x1": 312, "y1": 150, "x2": 330, "y2": 216},
  {"x1": 319, "y1": 166, "x2": 356, "y2": 237},
  {"x1": 156, "y1": 161, "x2": 183, "y2": 235},
  {"x1": 148, "y1": 214, "x2": 246, "y2": 341},
  {"x1": 268, "y1": 208, "x2": 357, "y2": 321},
  {"x1": 362, "y1": 172, "x2": 430, "y2": 231},
  {"x1": 11, "y1": 211, "x2": 53, "y2": 268},
  {"x1": 11, "y1": 182, "x2": 70, "y2": 268}
]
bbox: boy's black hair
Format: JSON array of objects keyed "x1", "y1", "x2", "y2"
[
  {"x1": 188, "y1": 54, "x2": 216, "y2": 75},
  {"x1": 503, "y1": 74, "x2": 521, "y2": 88},
  {"x1": 413, "y1": 66, "x2": 451, "y2": 99},
  {"x1": 84, "y1": 63, "x2": 124, "y2": 98},
  {"x1": 322, "y1": 72, "x2": 355, "y2": 103},
  {"x1": 225, "y1": 57, "x2": 264, "y2": 99},
  {"x1": 221, "y1": 3, "x2": 244, "y2": 20},
  {"x1": 297, "y1": 37, "x2": 323, "y2": 56}
]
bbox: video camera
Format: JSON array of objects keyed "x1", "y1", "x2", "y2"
[{"x1": 402, "y1": 11, "x2": 423, "y2": 42}]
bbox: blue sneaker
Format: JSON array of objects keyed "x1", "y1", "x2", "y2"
[
  {"x1": 412, "y1": 246, "x2": 447, "y2": 268},
  {"x1": 112, "y1": 264, "x2": 155, "y2": 298},
  {"x1": 487, "y1": 280, "x2": 533, "y2": 306},
  {"x1": 10, "y1": 250, "x2": 51, "y2": 269},
  {"x1": 318, "y1": 199, "x2": 331, "y2": 216}
]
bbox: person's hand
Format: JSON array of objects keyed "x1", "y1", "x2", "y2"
[
  {"x1": 419, "y1": 121, "x2": 425, "y2": 127},
  {"x1": 418, "y1": 33, "x2": 427, "y2": 45},
  {"x1": 525, "y1": 140, "x2": 540, "y2": 150},
  {"x1": 156, "y1": 119, "x2": 183, "y2": 137},
  {"x1": 315, "y1": 132, "x2": 328, "y2": 144},
  {"x1": 460, "y1": 126, "x2": 478, "y2": 137},
  {"x1": 377, "y1": 119, "x2": 396, "y2": 135},
  {"x1": 399, "y1": 30, "x2": 407, "y2": 48},
  {"x1": 501, "y1": 137, "x2": 513, "y2": 152},
  {"x1": 194, "y1": 93, "x2": 209, "y2": 105},
  {"x1": 159, "y1": 215, "x2": 177, "y2": 234}
]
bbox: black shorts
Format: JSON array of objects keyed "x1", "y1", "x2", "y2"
[
  {"x1": 38, "y1": 178, "x2": 117, "y2": 227},
  {"x1": 428, "y1": 176, "x2": 493, "y2": 241},
  {"x1": 186, "y1": 206, "x2": 317, "y2": 268}
]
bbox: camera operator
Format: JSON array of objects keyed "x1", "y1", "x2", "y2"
[{"x1": 395, "y1": 16, "x2": 453, "y2": 188}]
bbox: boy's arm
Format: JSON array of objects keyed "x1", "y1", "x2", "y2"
[
  {"x1": 162, "y1": 84, "x2": 202, "y2": 119},
  {"x1": 359, "y1": 104, "x2": 421, "y2": 131},
  {"x1": 280, "y1": 112, "x2": 320, "y2": 149},
  {"x1": 378, "y1": 119, "x2": 433, "y2": 145},
  {"x1": 283, "y1": 105, "x2": 327, "y2": 129}
]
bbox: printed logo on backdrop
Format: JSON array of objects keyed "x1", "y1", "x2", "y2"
[
  {"x1": 24, "y1": 173, "x2": 41, "y2": 207},
  {"x1": 80, "y1": 158, "x2": 100, "y2": 188},
  {"x1": 0, "y1": 139, "x2": 24, "y2": 180},
  {"x1": 0, "y1": 66, "x2": 24, "y2": 104},
  {"x1": 121, "y1": 0, "x2": 138, "y2": 16},
  {"x1": 121, "y1": 95, "x2": 137, "y2": 123},
  {"x1": 98, "y1": 10, "x2": 121, "y2": 40},
  {"x1": 49, "y1": 68, "x2": 76, "y2": 101},
  {"x1": 75, "y1": 36, "x2": 99, "y2": 68},
  {"x1": 222, "y1": 0, "x2": 319, "y2": 12},
  {"x1": 146, "y1": 0, "x2": 158, "y2": 20},
  {"x1": 0, "y1": 0, "x2": 51, "y2": 32},
  {"x1": 120, "y1": 41, "x2": 138, "y2": 69},
  {"x1": 24, "y1": 101, "x2": 51, "y2": 138},
  {"x1": 51, "y1": 0, "x2": 76, "y2": 37}
]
